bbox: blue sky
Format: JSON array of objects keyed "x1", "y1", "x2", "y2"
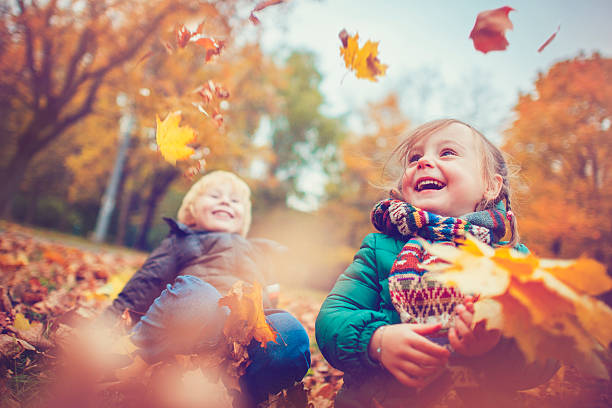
[{"x1": 245, "y1": 0, "x2": 612, "y2": 143}]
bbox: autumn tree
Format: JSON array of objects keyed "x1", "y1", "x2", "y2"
[
  {"x1": 503, "y1": 53, "x2": 612, "y2": 270},
  {"x1": 266, "y1": 51, "x2": 347, "y2": 205},
  {"x1": 0, "y1": 0, "x2": 243, "y2": 215},
  {"x1": 61, "y1": 38, "x2": 284, "y2": 247},
  {"x1": 323, "y1": 93, "x2": 410, "y2": 248}
]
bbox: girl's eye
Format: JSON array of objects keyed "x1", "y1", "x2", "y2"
[
  {"x1": 440, "y1": 149, "x2": 456, "y2": 157},
  {"x1": 408, "y1": 153, "x2": 422, "y2": 163},
  {"x1": 231, "y1": 198, "x2": 241, "y2": 204}
]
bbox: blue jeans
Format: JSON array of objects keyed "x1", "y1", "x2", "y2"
[{"x1": 130, "y1": 275, "x2": 311, "y2": 403}]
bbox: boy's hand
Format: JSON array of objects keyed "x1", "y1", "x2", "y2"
[
  {"x1": 369, "y1": 323, "x2": 450, "y2": 388},
  {"x1": 449, "y1": 298, "x2": 501, "y2": 357}
]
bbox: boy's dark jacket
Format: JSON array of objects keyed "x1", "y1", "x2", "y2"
[
  {"x1": 106, "y1": 218, "x2": 281, "y2": 320},
  {"x1": 316, "y1": 233, "x2": 559, "y2": 407}
]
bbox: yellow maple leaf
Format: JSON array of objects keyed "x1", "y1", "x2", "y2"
[
  {"x1": 13, "y1": 312, "x2": 32, "y2": 332},
  {"x1": 339, "y1": 29, "x2": 388, "y2": 82},
  {"x1": 84, "y1": 269, "x2": 134, "y2": 302},
  {"x1": 426, "y1": 234, "x2": 612, "y2": 379},
  {"x1": 218, "y1": 281, "x2": 278, "y2": 348},
  {"x1": 156, "y1": 111, "x2": 196, "y2": 165}
]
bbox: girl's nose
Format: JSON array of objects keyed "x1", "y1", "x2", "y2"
[{"x1": 417, "y1": 156, "x2": 433, "y2": 169}]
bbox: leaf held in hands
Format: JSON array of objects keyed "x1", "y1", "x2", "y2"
[
  {"x1": 155, "y1": 111, "x2": 196, "y2": 165},
  {"x1": 429, "y1": 234, "x2": 612, "y2": 379},
  {"x1": 339, "y1": 29, "x2": 388, "y2": 82},
  {"x1": 538, "y1": 258, "x2": 612, "y2": 296},
  {"x1": 469, "y1": 6, "x2": 514, "y2": 53}
]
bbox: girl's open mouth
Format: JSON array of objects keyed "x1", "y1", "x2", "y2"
[{"x1": 415, "y1": 178, "x2": 446, "y2": 192}]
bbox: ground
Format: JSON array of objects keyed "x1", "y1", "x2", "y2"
[{"x1": 0, "y1": 221, "x2": 610, "y2": 407}]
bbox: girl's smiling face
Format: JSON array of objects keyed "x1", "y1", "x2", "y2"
[
  {"x1": 400, "y1": 123, "x2": 501, "y2": 217},
  {"x1": 191, "y1": 183, "x2": 245, "y2": 234}
]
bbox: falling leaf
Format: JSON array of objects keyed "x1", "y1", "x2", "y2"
[
  {"x1": 427, "y1": 234, "x2": 612, "y2": 379},
  {"x1": 212, "y1": 109, "x2": 224, "y2": 128},
  {"x1": 249, "y1": 0, "x2": 286, "y2": 25},
  {"x1": 155, "y1": 111, "x2": 196, "y2": 165},
  {"x1": 538, "y1": 25, "x2": 560, "y2": 53},
  {"x1": 339, "y1": 29, "x2": 388, "y2": 82},
  {"x1": 469, "y1": 6, "x2": 514, "y2": 54},
  {"x1": 176, "y1": 24, "x2": 192, "y2": 49},
  {"x1": 183, "y1": 159, "x2": 207, "y2": 180},
  {"x1": 194, "y1": 37, "x2": 224, "y2": 62},
  {"x1": 218, "y1": 281, "x2": 277, "y2": 347}
]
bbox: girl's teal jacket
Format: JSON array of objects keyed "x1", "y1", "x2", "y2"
[{"x1": 315, "y1": 233, "x2": 558, "y2": 407}]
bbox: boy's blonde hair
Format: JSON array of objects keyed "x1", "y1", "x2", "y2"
[
  {"x1": 386, "y1": 118, "x2": 520, "y2": 246},
  {"x1": 177, "y1": 170, "x2": 252, "y2": 237}
]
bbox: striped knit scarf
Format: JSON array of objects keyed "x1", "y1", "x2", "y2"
[{"x1": 371, "y1": 198, "x2": 507, "y2": 326}]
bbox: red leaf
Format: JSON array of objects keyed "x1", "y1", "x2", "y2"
[
  {"x1": 183, "y1": 159, "x2": 206, "y2": 180},
  {"x1": 212, "y1": 110, "x2": 224, "y2": 128},
  {"x1": 249, "y1": 0, "x2": 285, "y2": 25},
  {"x1": 249, "y1": 13, "x2": 261, "y2": 25},
  {"x1": 538, "y1": 25, "x2": 560, "y2": 53},
  {"x1": 469, "y1": 6, "x2": 514, "y2": 54}
]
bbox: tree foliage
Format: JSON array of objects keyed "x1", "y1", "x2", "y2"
[
  {"x1": 503, "y1": 53, "x2": 612, "y2": 271},
  {"x1": 0, "y1": 0, "x2": 241, "y2": 214}
]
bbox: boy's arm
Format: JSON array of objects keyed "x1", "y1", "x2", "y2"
[
  {"x1": 103, "y1": 236, "x2": 179, "y2": 323},
  {"x1": 315, "y1": 234, "x2": 390, "y2": 378}
]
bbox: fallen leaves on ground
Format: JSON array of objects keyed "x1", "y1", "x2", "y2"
[
  {"x1": 469, "y1": 6, "x2": 514, "y2": 53},
  {"x1": 1, "y1": 223, "x2": 611, "y2": 407},
  {"x1": 338, "y1": 28, "x2": 388, "y2": 82}
]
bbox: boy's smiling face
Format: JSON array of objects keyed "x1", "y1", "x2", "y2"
[
  {"x1": 400, "y1": 123, "x2": 500, "y2": 217},
  {"x1": 191, "y1": 183, "x2": 245, "y2": 234}
]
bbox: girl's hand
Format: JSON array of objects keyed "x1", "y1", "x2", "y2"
[
  {"x1": 368, "y1": 323, "x2": 450, "y2": 388},
  {"x1": 449, "y1": 298, "x2": 501, "y2": 357}
]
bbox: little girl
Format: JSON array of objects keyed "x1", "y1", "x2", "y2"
[
  {"x1": 315, "y1": 119, "x2": 558, "y2": 407},
  {"x1": 104, "y1": 170, "x2": 310, "y2": 405}
]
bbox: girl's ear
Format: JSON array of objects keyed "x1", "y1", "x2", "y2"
[{"x1": 484, "y1": 174, "x2": 504, "y2": 200}]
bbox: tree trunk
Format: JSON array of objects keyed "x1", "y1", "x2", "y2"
[
  {"x1": 134, "y1": 168, "x2": 179, "y2": 250},
  {"x1": 92, "y1": 110, "x2": 135, "y2": 243},
  {"x1": 0, "y1": 149, "x2": 35, "y2": 217}
]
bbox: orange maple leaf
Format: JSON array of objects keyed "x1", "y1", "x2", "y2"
[
  {"x1": 425, "y1": 235, "x2": 612, "y2": 379},
  {"x1": 339, "y1": 29, "x2": 387, "y2": 82},
  {"x1": 194, "y1": 37, "x2": 224, "y2": 63},
  {"x1": 155, "y1": 111, "x2": 196, "y2": 165},
  {"x1": 218, "y1": 281, "x2": 278, "y2": 348}
]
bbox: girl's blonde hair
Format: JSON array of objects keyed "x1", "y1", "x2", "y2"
[
  {"x1": 177, "y1": 170, "x2": 252, "y2": 237},
  {"x1": 386, "y1": 118, "x2": 520, "y2": 246}
]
